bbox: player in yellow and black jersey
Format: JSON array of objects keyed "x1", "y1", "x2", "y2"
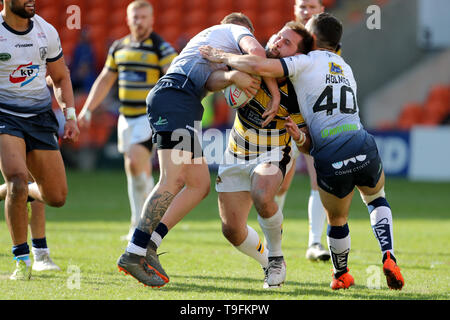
[
  {"x1": 105, "y1": 32, "x2": 177, "y2": 117},
  {"x1": 229, "y1": 79, "x2": 306, "y2": 161},
  {"x1": 204, "y1": 22, "x2": 314, "y2": 288},
  {"x1": 78, "y1": 1, "x2": 177, "y2": 241}
]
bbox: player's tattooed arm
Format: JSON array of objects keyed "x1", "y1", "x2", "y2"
[{"x1": 138, "y1": 191, "x2": 175, "y2": 234}]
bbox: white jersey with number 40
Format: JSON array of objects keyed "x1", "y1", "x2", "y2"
[{"x1": 281, "y1": 50, "x2": 365, "y2": 161}]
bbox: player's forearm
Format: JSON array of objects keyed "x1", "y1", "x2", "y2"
[
  {"x1": 52, "y1": 75, "x2": 75, "y2": 110},
  {"x1": 226, "y1": 53, "x2": 284, "y2": 79},
  {"x1": 81, "y1": 71, "x2": 115, "y2": 113},
  {"x1": 263, "y1": 77, "x2": 280, "y2": 100},
  {"x1": 205, "y1": 69, "x2": 234, "y2": 92},
  {"x1": 223, "y1": 53, "x2": 265, "y2": 75}
]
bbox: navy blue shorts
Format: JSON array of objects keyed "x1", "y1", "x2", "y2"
[
  {"x1": 147, "y1": 79, "x2": 204, "y2": 136},
  {"x1": 0, "y1": 110, "x2": 59, "y2": 152},
  {"x1": 314, "y1": 134, "x2": 382, "y2": 198}
]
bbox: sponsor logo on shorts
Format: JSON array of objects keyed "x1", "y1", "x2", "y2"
[
  {"x1": 154, "y1": 116, "x2": 168, "y2": 126},
  {"x1": 332, "y1": 154, "x2": 367, "y2": 170}
]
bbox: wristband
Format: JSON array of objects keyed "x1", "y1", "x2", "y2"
[
  {"x1": 64, "y1": 107, "x2": 77, "y2": 122},
  {"x1": 295, "y1": 132, "x2": 306, "y2": 148}
]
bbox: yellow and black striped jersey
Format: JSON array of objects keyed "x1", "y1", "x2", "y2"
[
  {"x1": 105, "y1": 32, "x2": 177, "y2": 117},
  {"x1": 229, "y1": 79, "x2": 306, "y2": 159}
]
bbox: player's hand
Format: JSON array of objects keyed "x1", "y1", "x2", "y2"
[
  {"x1": 284, "y1": 116, "x2": 306, "y2": 145},
  {"x1": 63, "y1": 119, "x2": 80, "y2": 142},
  {"x1": 199, "y1": 45, "x2": 226, "y2": 63},
  {"x1": 230, "y1": 71, "x2": 261, "y2": 97},
  {"x1": 77, "y1": 108, "x2": 92, "y2": 128},
  {"x1": 261, "y1": 95, "x2": 280, "y2": 128}
]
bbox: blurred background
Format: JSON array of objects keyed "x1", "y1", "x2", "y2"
[{"x1": 2, "y1": 0, "x2": 449, "y2": 181}]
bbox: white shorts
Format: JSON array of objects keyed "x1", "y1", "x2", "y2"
[
  {"x1": 215, "y1": 148, "x2": 293, "y2": 193},
  {"x1": 117, "y1": 114, "x2": 152, "y2": 154}
]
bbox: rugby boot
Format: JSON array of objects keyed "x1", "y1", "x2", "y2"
[
  {"x1": 263, "y1": 256, "x2": 286, "y2": 289},
  {"x1": 117, "y1": 251, "x2": 166, "y2": 288},
  {"x1": 306, "y1": 243, "x2": 331, "y2": 261},
  {"x1": 330, "y1": 268, "x2": 354, "y2": 290},
  {"x1": 383, "y1": 252, "x2": 404, "y2": 290},
  {"x1": 146, "y1": 241, "x2": 169, "y2": 283}
]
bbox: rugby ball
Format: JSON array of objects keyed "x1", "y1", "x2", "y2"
[{"x1": 222, "y1": 84, "x2": 254, "y2": 109}]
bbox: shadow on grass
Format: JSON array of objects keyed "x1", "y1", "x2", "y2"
[{"x1": 162, "y1": 274, "x2": 435, "y2": 300}]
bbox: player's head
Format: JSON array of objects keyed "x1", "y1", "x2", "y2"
[
  {"x1": 294, "y1": 0, "x2": 324, "y2": 24},
  {"x1": 127, "y1": 0, "x2": 154, "y2": 40},
  {"x1": 306, "y1": 12, "x2": 342, "y2": 52},
  {"x1": 2, "y1": 0, "x2": 36, "y2": 19},
  {"x1": 266, "y1": 21, "x2": 314, "y2": 58},
  {"x1": 221, "y1": 12, "x2": 255, "y2": 34}
]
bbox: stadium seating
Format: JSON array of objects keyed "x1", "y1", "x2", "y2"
[{"x1": 396, "y1": 85, "x2": 450, "y2": 129}]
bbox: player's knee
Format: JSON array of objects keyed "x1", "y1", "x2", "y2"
[
  {"x1": 199, "y1": 180, "x2": 210, "y2": 199},
  {"x1": 251, "y1": 189, "x2": 272, "y2": 214},
  {"x1": 7, "y1": 174, "x2": 29, "y2": 200},
  {"x1": 221, "y1": 223, "x2": 241, "y2": 246},
  {"x1": 45, "y1": 190, "x2": 67, "y2": 208}
]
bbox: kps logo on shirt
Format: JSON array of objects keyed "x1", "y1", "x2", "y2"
[{"x1": 9, "y1": 62, "x2": 39, "y2": 87}]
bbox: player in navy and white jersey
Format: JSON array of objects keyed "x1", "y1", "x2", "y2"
[
  {"x1": 0, "y1": 0, "x2": 79, "y2": 280},
  {"x1": 275, "y1": 0, "x2": 331, "y2": 263},
  {"x1": 200, "y1": 12, "x2": 405, "y2": 291},
  {"x1": 117, "y1": 12, "x2": 281, "y2": 288}
]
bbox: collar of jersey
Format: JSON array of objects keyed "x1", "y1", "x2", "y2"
[{"x1": 2, "y1": 19, "x2": 34, "y2": 36}]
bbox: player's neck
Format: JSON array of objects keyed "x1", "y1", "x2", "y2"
[
  {"x1": 317, "y1": 47, "x2": 336, "y2": 54},
  {"x1": 1, "y1": 10, "x2": 31, "y2": 32},
  {"x1": 131, "y1": 29, "x2": 152, "y2": 43}
]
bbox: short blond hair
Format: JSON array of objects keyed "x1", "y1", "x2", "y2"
[
  {"x1": 127, "y1": 0, "x2": 153, "y2": 15},
  {"x1": 221, "y1": 12, "x2": 254, "y2": 34}
]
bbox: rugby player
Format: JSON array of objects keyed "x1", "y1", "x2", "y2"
[
  {"x1": 117, "y1": 12, "x2": 282, "y2": 288},
  {"x1": 0, "y1": 0, "x2": 79, "y2": 279},
  {"x1": 78, "y1": 0, "x2": 177, "y2": 241},
  {"x1": 200, "y1": 13, "x2": 405, "y2": 290},
  {"x1": 276, "y1": 0, "x2": 331, "y2": 262}
]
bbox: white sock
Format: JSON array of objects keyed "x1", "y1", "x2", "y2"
[
  {"x1": 274, "y1": 193, "x2": 286, "y2": 211},
  {"x1": 369, "y1": 203, "x2": 394, "y2": 258},
  {"x1": 308, "y1": 190, "x2": 327, "y2": 246},
  {"x1": 327, "y1": 224, "x2": 351, "y2": 274},
  {"x1": 235, "y1": 225, "x2": 268, "y2": 268},
  {"x1": 126, "y1": 242, "x2": 147, "y2": 256},
  {"x1": 257, "y1": 208, "x2": 283, "y2": 258},
  {"x1": 15, "y1": 254, "x2": 31, "y2": 267},
  {"x1": 150, "y1": 232, "x2": 163, "y2": 248},
  {"x1": 32, "y1": 247, "x2": 50, "y2": 259},
  {"x1": 127, "y1": 172, "x2": 154, "y2": 228}
]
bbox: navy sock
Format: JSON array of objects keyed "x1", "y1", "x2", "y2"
[
  {"x1": 12, "y1": 242, "x2": 30, "y2": 257},
  {"x1": 32, "y1": 237, "x2": 48, "y2": 249},
  {"x1": 155, "y1": 222, "x2": 168, "y2": 239},
  {"x1": 131, "y1": 229, "x2": 151, "y2": 249}
]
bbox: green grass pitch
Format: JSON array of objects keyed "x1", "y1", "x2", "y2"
[{"x1": 0, "y1": 170, "x2": 449, "y2": 300}]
